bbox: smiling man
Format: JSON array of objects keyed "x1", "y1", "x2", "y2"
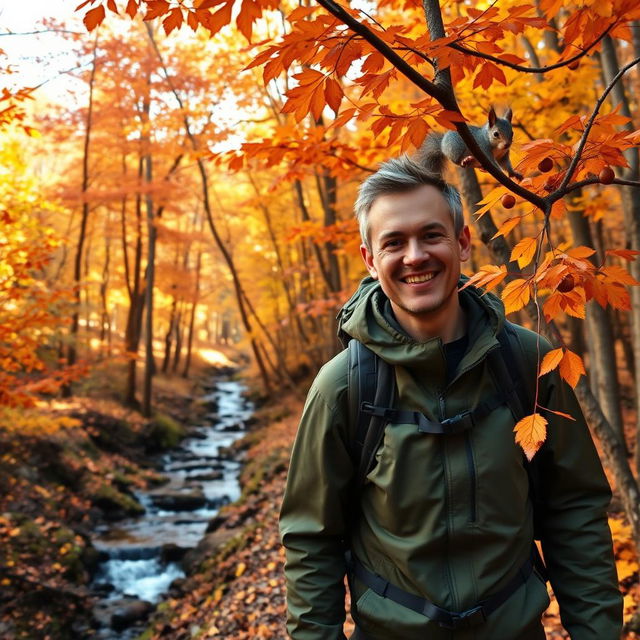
[{"x1": 280, "y1": 155, "x2": 621, "y2": 640}]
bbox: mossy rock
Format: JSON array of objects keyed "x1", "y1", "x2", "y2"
[
  {"x1": 144, "y1": 412, "x2": 186, "y2": 451},
  {"x1": 90, "y1": 483, "x2": 145, "y2": 518}
]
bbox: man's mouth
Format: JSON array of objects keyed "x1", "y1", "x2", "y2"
[{"x1": 404, "y1": 272, "x2": 436, "y2": 284}]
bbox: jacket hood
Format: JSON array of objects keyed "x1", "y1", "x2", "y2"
[{"x1": 337, "y1": 275, "x2": 506, "y2": 374}]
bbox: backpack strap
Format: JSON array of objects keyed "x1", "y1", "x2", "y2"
[
  {"x1": 347, "y1": 339, "x2": 395, "y2": 493},
  {"x1": 490, "y1": 322, "x2": 545, "y2": 544}
]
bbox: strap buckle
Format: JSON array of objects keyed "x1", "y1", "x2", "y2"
[
  {"x1": 360, "y1": 402, "x2": 395, "y2": 421},
  {"x1": 441, "y1": 409, "x2": 474, "y2": 434},
  {"x1": 438, "y1": 605, "x2": 486, "y2": 630}
]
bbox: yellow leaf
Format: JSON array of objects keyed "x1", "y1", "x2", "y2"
[
  {"x1": 514, "y1": 413, "x2": 548, "y2": 460},
  {"x1": 510, "y1": 237, "x2": 538, "y2": 269},
  {"x1": 539, "y1": 348, "x2": 563, "y2": 377},
  {"x1": 559, "y1": 349, "x2": 586, "y2": 388},
  {"x1": 501, "y1": 278, "x2": 531, "y2": 314},
  {"x1": 235, "y1": 562, "x2": 246, "y2": 577},
  {"x1": 492, "y1": 216, "x2": 522, "y2": 239}
]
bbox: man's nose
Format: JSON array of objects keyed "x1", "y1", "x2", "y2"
[{"x1": 403, "y1": 238, "x2": 428, "y2": 265}]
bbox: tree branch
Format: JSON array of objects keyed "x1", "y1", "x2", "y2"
[
  {"x1": 555, "y1": 54, "x2": 640, "y2": 196},
  {"x1": 449, "y1": 24, "x2": 612, "y2": 74},
  {"x1": 317, "y1": 0, "x2": 546, "y2": 209}
]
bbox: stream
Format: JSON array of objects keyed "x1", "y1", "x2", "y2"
[{"x1": 90, "y1": 377, "x2": 254, "y2": 637}]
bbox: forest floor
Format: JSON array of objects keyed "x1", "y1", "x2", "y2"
[{"x1": 140, "y1": 386, "x2": 640, "y2": 640}]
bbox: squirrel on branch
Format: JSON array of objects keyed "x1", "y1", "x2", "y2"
[{"x1": 416, "y1": 107, "x2": 522, "y2": 180}]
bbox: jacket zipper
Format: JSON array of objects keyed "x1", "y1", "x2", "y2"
[
  {"x1": 439, "y1": 392, "x2": 459, "y2": 611},
  {"x1": 464, "y1": 432, "x2": 477, "y2": 523}
]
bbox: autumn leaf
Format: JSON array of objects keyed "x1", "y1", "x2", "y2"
[
  {"x1": 460, "y1": 264, "x2": 507, "y2": 293},
  {"x1": 501, "y1": 278, "x2": 531, "y2": 314},
  {"x1": 163, "y1": 8, "x2": 183, "y2": 35},
  {"x1": 144, "y1": 0, "x2": 170, "y2": 21},
  {"x1": 83, "y1": 4, "x2": 105, "y2": 31},
  {"x1": 558, "y1": 349, "x2": 586, "y2": 388},
  {"x1": 510, "y1": 237, "x2": 538, "y2": 269},
  {"x1": 514, "y1": 413, "x2": 547, "y2": 460},
  {"x1": 324, "y1": 78, "x2": 343, "y2": 115},
  {"x1": 539, "y1": 348, "x2": 563, "y2": 377}
]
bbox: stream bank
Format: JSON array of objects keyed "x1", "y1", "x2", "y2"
[
  {"x1": 0, "y1": 358, "x2": 251, "y2": 639},
  {"x1": 90, "y1": 376, "x2": 255, "y2": 639}
]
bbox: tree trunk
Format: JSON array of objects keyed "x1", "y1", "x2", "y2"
[
  {"x1": 141, "y1": 70, "x2": 156, "y2": 418},
  {"x1": 65, "y1": 35, "x2": 98, "y2": 394}
]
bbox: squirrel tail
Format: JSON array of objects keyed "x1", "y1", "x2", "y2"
[{"x1": 415, "y1": 132, "x2": 446, "y2": 177}]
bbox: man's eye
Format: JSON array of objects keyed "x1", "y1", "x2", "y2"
[{"x1": 425, "y1": 233, "x2": 442, "y2": 240}]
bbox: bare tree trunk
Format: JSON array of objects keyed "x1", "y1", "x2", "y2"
[
  {"x1": 162, "y1": 295, "x2": 178, "y2": 374},
  {"x1": 65, "y1": 35, "x2": 98, "y2": 395},
  {"x1": 147, "y1": 27, "x2": 274, "y2": 394},
  {"x1": 598, "y1": 34, "x2": 640, "y2": 471},
  {"x1": 183, "y1": 243, "x2": 203, "y2": 379},
  {"x1": 99, "y1": 210, "x2": 112, "y2": 355},
  {"x1": 141, "y1": 69, "x2": 156, "y2": 418},
  {"x1": 124, "y1": 154, "x2": 146, "y2": 408}
]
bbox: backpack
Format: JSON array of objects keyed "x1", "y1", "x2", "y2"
[{"x1": 344, "y1": 321, "x2": 543, "y2": 525}]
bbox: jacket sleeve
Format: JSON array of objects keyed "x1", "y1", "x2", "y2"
[
  {"x1": 533, "y1": 359, "x2": 622, "y2": 640},
  {"x1": 279, "y1": 365, "x2": 354, "y2": 640}
]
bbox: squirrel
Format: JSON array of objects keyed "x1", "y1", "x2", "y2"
[{"x1": 416, "y1": 107, "x2": 522, "y2": 180}]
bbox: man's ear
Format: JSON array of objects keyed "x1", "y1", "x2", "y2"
[
  {"x1": 458, "y1": 226, "x2": 472, "y2": 262},
  {"x1": 360, "y1": 243, "x2": 378, "y2": 279}
]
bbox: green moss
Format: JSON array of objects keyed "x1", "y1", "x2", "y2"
[
  {"x1": 146, "y1": 412, "x2": 186, "y2": 450},
  {"x1": 91, "y1": 483, "x2": 145, "y2": 515}
]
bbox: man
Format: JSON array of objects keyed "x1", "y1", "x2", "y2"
[{"x1": 280, "y1": 155, "x2": 622, "y2": 639}]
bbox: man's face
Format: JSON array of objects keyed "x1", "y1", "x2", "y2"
[{"x1": 360, "y1": 185, "x2": 471, "y2": 331}]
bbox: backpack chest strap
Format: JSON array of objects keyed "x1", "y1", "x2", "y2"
[{"x1": 360, "y1": 391, "x2": 507, "y2": 436}]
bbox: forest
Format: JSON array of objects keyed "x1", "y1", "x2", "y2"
[{"x1": 1, "y1": 0, "x2": 640, "y2": 637}]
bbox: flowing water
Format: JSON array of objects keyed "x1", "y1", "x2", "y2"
[{"x1": 90, "y1": 378, "x2": 253, "y2": 634}]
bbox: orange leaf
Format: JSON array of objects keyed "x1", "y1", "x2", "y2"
[
  {"x1": 600, "y1": 265, "x2": 640, "y2": 286},
  {"x1": 144, "y1": 0, "x2": 170, "y2": 21},
  {"x1": 542, "y1": 292, "x2": 563, "y2": 322},
  {"x1": 501, "y1": 278, "x2": 531, "y2": 314},
  {"x1": 606, "y1": 249, "x2": 640, "y2": 261},
  {"x1": 539, "y1": 348, "x2": 563, "y2": 377},
  {"x1": 558, "y1": 349, "x2": 586, "y2": 388},
  {"x1": 125, "y1": 0, "x2": 139, "y2": 18},
  {"x1": 83, "y1": 4, "x2": 105, "y2": 31},
  {"x1": 492, "y1": 216, "x2": 522, "y2": 239},
  {"x1": 514, "y1": 413, "x2": 547, "y2": 460},
  {"x1": 106, "y1": 0, "x2": 118, "y2": 13},
  {"x1": 604, "y1": 283, "x2": 631, "y2": 310},
  {"x1": 542, "y1": 407, "x2": 576, "y2": 421},
  {"x1": 163, "y1": 8, "x2": 183, "y2": 35},
  {"x1": 510, "y1": 237, "x2": 538, "y2": 269},
  {"x1": 324, "y1": 78, "x2": 343, "y2": 115}
]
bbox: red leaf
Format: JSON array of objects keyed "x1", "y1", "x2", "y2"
[
  {"x1": 144, "y1": 0, "x2": 170, "y2": 21},
  {"x1": 106, "y1": 0, "x2": 118, "y2": 13},
  {"x1": 163, "y1": 8, "x2": 183, "y2": 35},
  {"x1": 83, "y1": 4, "x2": 105, "y2": 31},
  {"x1": 125, "y1": 0, "x2": 139, "y2": 18}
]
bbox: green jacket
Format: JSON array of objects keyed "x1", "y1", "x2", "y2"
[{"x1": 280, "y1": 278, "x2": 621, "y2": 640}]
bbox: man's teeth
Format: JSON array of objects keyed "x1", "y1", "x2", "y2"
[{"x1": 405, "y1": 273, "x2": 435, "y2": 284}]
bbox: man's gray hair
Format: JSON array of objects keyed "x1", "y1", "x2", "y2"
[{"x1": 355, "y1": 154, "x2": 464, "y2": 249}]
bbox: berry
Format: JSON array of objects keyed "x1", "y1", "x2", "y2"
[
  {"x1": 599, "y1": 166, "x2": 615, "y2": 184},
  {"x1": 567, "y1": 59, "x2": 580, "y2": 70},
  {"x1": 557, "y1": 274, "x2": 575, "y2": 293},
  {"x1": 501, "y1": 194, "x2": 516, "y2": 209},
  {"x1": 538, "y1": 157, "x2": 554, "y2": 173}
]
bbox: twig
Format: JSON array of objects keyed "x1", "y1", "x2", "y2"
[
  {"x1": 448, "y1": 24, "x2": 612, "y2": 74},
  {"x1": 555, "y1": 54, "x2": 640, "y2": 195}
]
